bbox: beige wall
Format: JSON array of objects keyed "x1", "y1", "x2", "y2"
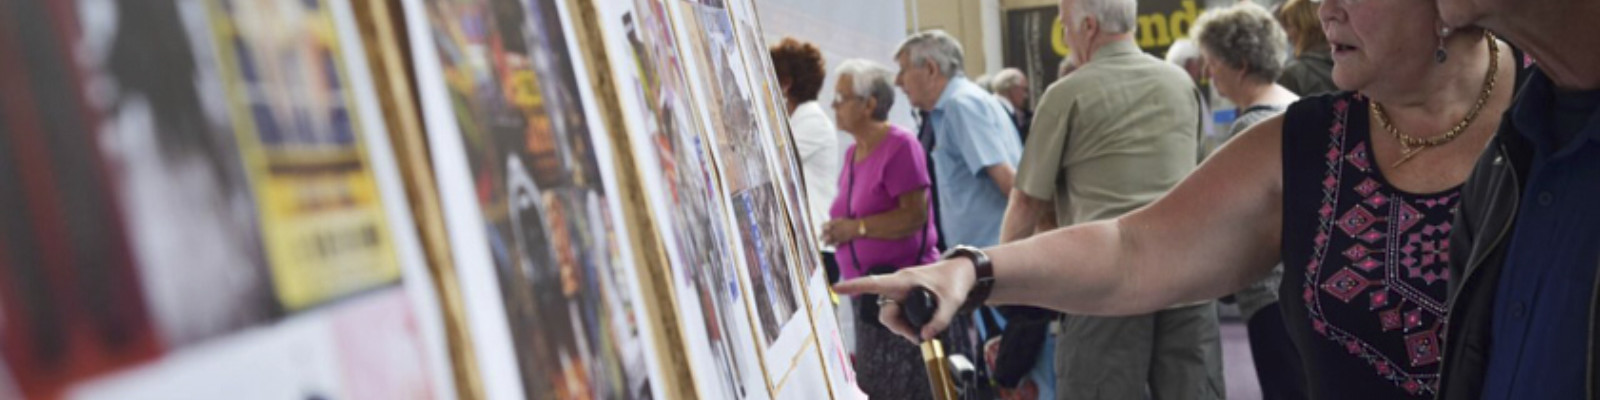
[
  {"x1": 1000, "y1": 0, "x2": 1054, "y2": 9},
  {"x1": 908, "y1": 0, "x2": 991, "y2": 77},
  {"x1": 908, "y1": 0, "x2": 1061, "y2": 78}
]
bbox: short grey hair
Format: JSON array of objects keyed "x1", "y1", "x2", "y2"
[
  {"x1": 1165, "y1": 38, "x2": 1201, "y2": 65},
  {"x1": 1068, "y1": 0, "x2": 1137, "y2": 35},
  {"x1": 895, "y1": 30, "x2": 965, "y2": 78},
  {"x1": 973, "y1": 74, "x2": 994, "y2": 91},
  {"x1": 1190, "y1": 2, "x2": 1289, "y2": 84},
  {"x1": 835, "y1": 59, "x2": 896, "y2": 121},
  {"x1": 991, "y1": 68, "x2": 1026, "y2": 93}
]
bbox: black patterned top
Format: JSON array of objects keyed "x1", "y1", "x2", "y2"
[{"x1": 1280, "y1": 92, "x2": 1459, "y2": 399}]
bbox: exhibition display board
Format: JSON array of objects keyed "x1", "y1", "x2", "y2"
[{"x1": 0, "y1": 0, "x2": 866, "y2": 398}]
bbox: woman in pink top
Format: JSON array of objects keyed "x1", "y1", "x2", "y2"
[{"x1": 819, "y1": 59, "x2": 938, "y2": 399}]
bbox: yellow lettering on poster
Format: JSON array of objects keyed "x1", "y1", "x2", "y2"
[
  {"x1": 1138, "y1": 13, "x2": 1168, "y2": 48},
  {"x1": 1052, "y1": 17, "x2": 1069, "y2": 57},
  {"x1": 1137, "y1": 0, "x2": 1199, "y2": 50},
  {"x1": 1168, "y1": 0, "x2": 1199, "y2": 43}
]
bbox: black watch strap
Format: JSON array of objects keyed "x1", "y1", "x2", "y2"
[{"x1": 943, "y1": 245, "x2": 993, "y2": 314}]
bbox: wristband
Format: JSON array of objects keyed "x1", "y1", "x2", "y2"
[{"x1": 942, "y1": 245, "x2": 993, "y2": 314}]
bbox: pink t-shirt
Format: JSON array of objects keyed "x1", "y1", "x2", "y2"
[{"x1": 831, "y1": 125, "x2": 940, "y2": 280}]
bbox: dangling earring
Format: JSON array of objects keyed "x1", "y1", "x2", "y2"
[{"x1": 1435, "y1": 26, "x2": 1453, "y2": 64}]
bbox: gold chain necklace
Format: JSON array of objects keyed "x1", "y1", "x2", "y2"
[{"x1": 1370, "y1": 32, "x2": 1500, "y2": 168}]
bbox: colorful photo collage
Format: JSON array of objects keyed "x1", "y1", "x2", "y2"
[
  {"x1": 604, "y1": 0, "x2": 763, "y2": 397},
  {"x1": 410, "y1": 0, "x2": 654, "y2": 398},
  {"x1": 671, "y1": 0, "x2": 802, "y2": 348}
]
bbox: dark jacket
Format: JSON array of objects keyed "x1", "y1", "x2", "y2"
[
  {"x1": 1278, "y1": 50, "x2": 1336, "y2": 97},
  {"x1": 1437, "y1": 68, "x2": 1597, "y2": 399}
]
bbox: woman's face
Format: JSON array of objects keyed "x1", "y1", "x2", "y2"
[
  {"x1": 831, "y1": 75, "x2": 868, "y2": 132},
  {"x1": 1320, "y1": 0, "x2": 1441, "y2": 95},
  {"x1": 1201, "y1": 49, "x2": 1242, "y2": 101}
]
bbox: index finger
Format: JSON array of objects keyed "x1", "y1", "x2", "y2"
[{"x1": 832, "y1": 273, "x2": 912, "y2": 298}]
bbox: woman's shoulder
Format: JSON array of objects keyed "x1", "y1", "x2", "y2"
[{"x1": 791, "y1": 102, "x2": 832, "y2": 124}]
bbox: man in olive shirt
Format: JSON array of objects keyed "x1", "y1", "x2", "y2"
[{"x1": 999, "y1": 0, "x2": 1221, "y2": 398}]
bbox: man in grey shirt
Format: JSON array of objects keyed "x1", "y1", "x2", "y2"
[{"x1": 1002, "y1": 0, "x2": 1222, "y2": 398}]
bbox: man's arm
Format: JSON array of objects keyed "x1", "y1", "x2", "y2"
[
  {"x1": 945, "y1": 97, "x2": 1022, "y2": 197},
  {"x1": 1000, "y1": 190, "x2": 1050, "y2": 244},
  {"x1": 986, "y1": 164, "x2": 1016, "y2": 198},
  {"x1": 1037, "y1": 208, "x2": 1058, "y2": 234}
]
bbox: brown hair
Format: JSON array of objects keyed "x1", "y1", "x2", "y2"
[
  {"x1": 1277, "y1": 0, "x2": 1328, "y2": 56},
  {"x1": 769, "y1": 37, "x2": 826, "y2": 104}
]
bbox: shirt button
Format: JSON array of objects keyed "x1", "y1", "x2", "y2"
[
  {"x1": 1538, "y1": 192, "x2": 1554, "y2": 206},
  {"x1": 1510, "y1": 302, "x2": 1527, "y2": 319}
]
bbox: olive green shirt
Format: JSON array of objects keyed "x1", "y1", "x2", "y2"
[{"x1": 1016, "y1": 40, "x2": 1203, "y2": 228}]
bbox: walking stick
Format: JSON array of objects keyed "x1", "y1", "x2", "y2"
[{"x1": 903, "y1": 287, "x2": 959, "y2": 400}]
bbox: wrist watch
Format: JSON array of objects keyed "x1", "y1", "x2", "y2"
[
  {"x1": 942, "y1": 245, "x2": 994, "y2": 314},
  {"x1": 856, "y1": 219, "x2": 866, "y2": 238}
]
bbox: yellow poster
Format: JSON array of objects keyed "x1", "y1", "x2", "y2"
[{"x1": 208, "y1": 0, "x2": 401, "y2": 311}]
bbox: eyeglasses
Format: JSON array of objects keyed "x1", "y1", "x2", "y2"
[{"x1": 831, "y1": 95, "x2": 862, "y2": 107}]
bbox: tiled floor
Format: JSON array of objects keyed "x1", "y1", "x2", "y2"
[{"x1": 1221, "y1": 320, "x2": 1263, "y2": 400}]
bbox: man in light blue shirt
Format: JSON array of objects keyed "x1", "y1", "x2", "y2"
[{"x1": 893, "y1": 30, "x2": 1022, "y2": 249}]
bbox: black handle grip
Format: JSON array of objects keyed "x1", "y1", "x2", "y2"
[{"x1": 902, "y1": 286, "x2": 939, "y2": 332}]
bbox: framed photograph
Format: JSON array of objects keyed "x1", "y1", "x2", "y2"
[
  {"x1": 344, "y1": 0, "x2": 483, "y2": 395},
  {"x1": 724, "y1": 0, "x2": 823, "y2": 282},
  {"x1": 206, "y1": 0, "x2": 407, "y2": 313},
  {"x1": 720, "y1": 1, "x2": 858, "y2": 396},
  {"x1": 580, "y1": 0, "x2": 775, "y2": 398},
  {"x1": 397, "y1": 0, "x2": 666, "y2": 398}
]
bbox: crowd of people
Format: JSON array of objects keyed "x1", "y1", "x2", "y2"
[{"x1": 772, "y1": 0, "x2": 1600, "y2": 398}]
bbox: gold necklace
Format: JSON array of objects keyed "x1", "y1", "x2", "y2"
[{"x1": 1370, "y1": 32, "x2": 1500, "y2": 168}]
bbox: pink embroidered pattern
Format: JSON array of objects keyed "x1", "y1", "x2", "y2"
[{"x1": 1303, "y1": 97, "x2": 1458, "y2": 396}]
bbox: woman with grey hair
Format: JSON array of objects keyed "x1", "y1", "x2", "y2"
[
  {"x1": 819, "y1": 59, "x2": 938, "y2": 399},
  {"x1": 1193, "y1": 2, "x2": 1299, "y2": 141},
  {"x1": 1191, "y1": 3, "x2": 1304, "y2": 399}
]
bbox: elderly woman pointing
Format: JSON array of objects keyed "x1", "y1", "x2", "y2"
[{"x1": 837, "y1": 0, "x2": 1524, "y2": 397}]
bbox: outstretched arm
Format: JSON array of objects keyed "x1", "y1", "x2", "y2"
[{"x1": 836, "y1": 116, "x2": 1288, "y2": 341}]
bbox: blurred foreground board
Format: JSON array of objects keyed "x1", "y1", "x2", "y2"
[{"x1": 0, "y1": 0, "x2": 455, "y2": 398}]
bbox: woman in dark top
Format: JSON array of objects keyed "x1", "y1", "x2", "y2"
[{"x1": 837, "y1": 0, "x2": 1524, "y2": 398}]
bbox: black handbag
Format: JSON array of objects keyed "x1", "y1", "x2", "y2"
[{"x1": 842, "y1": 148, "x2": 929, "y2": 326}]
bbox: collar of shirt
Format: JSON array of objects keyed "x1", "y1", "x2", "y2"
[
  {"x1": 1510, "y1": 69, "x2": 1600, "y2": 158},
  {"x1": 933, "y1": 75, "x2": 974, "y2": 113},
  {"x1": 1088, "y1": 40, "x2": 1141, "y2": 65}
]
